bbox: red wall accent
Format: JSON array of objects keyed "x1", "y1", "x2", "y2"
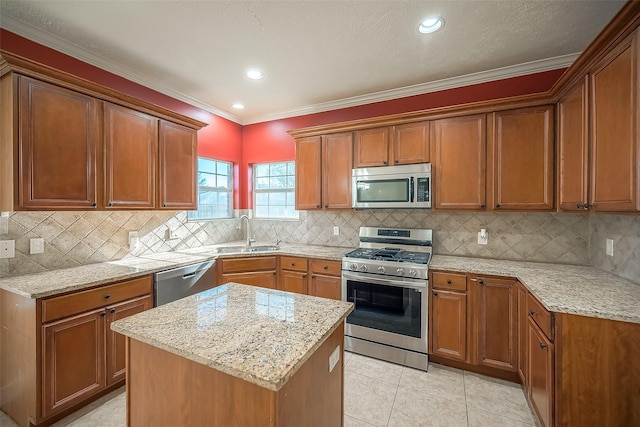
[{"x1": 2, "y1": 29, "x2": 564, "y2": 210}]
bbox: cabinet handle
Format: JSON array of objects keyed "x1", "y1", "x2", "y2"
[
  {"x1": 432, "y1": 291, "x2": 438, "y2": 296},
  {"x1": 583, "y1": 203, "x2": 590, "y2": 210},
  {"x1": 576, "y1": 203, "x2": 582, "y2": 209},
  {"x1": 316, "y1": 205, "x2": 320, "y2": 208},
  {"x1": 383, "y1": 161, "x2": 387, "y2": 165},
  {"x1": 290, "y1": 263, "x2": 295, "y2": 267},
  {"x1": 110, "y1": 308, "x2": 116, "y2": 314},
  {"x1": 107, "y1": 202, "x2": 113, "y2": 207},
  {"x1": 91, "y1": 202, "x2": 97, "y2": 207},
  {"x1": 480, "y1": 204, "x2": 485, "y2": 209},
  {"x1": 104, "y1": 294, "x2": 111, "y2": 299},
  {"x1": 446, "y1": 280, "x2": 452, "y2": 285},
  {"x1": 478, "y1": 279, "x2": 484, "y2": 285},
  {"x1": 302, "y1": 274, "x2": 307, "y2": 278},
  {"x1": 100, "y1": 311, "x2": 106, "y2": 317},
  {"x1": 530, "y1": 309, "x2": 536, "y2": 316},
  {"x1": 311, "y1": 274, "x2": 316, "y2": 278},
  {"x1": 163, "y1": 203, "x2": 167, "y2": 207},
  {"x1": 323, "y1": 266, "x2": 328, "y2": 270},
  {"x1": 325, "y1": 205, "x2": 328, "y2": 208},
  {"x1": 539, "y1": 342, "x2": 547, "y2": 350},
  {"x1": 495, "y1": 204, "x2": 501, "y2": 208},
  {"x1": 394, "y1": 160, "x2": 399, "y2": 164}
]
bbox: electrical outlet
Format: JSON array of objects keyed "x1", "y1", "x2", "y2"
[
  {"x1": 129, "y1": 231, "x2": 140, "y2": 250},
  {"x1": 606, "y1": 239, "x2": 614, "y2": 256},
  {"x1": 30, "y1": 238, "x2": 44, "y2": 254},
  {"x1": 328, "y1": 345, "x2": 341, "y2": 373},
  {"x1": 0, "y1": 240, "x2": 15, "y2": 259},
  {"x1": 0, "y1": 216, "x2": 8, "y2": 235},
  {"x1": 333, "y1": 226, "x2": 340, "y2": 236},
  {"x1": 477, "y1": 229, "x2": 488, "y2": 245}
]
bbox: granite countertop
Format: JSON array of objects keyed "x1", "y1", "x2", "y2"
[
  {"x1": 110, "y1": 282, "x2": 353, "y2": 391},
  {"x1": 431, "y1": 255, "x2": 640, "y2": 324},
  {"x1": 0, "y1": 242, "x2": 348, "y2": 299}
]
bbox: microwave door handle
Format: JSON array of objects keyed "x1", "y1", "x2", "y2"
[{"x1": 410, "y1": 177, "x2": 414, "y2": 202}]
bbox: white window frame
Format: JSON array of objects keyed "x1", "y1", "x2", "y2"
[
  {"x1": 253, "y1": 161, "x2": 298, "y2": 219},
  {"x1": 188, "y1": 157, "x2": 233, "y2": 221}
]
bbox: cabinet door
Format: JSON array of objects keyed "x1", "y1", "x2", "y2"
[
  {"x1": 42, "y1": 309, "x2": 105, "y2": 419},
  {"x1": 18, "y1": 76, "x2": 98, "y2": 209},
  {"x1": 309, "y1": 273, "x2": 342, "y2": 300},
  {"x1": 354, "y1": 127, "x2": 390, "y2": 167},
  {"x1": 158, "y1": 120, "x2": 197, "y2": 209},
  {"x1": 393, "y1": 121, "x2": 430, "y2": 165},
  {"x1": 280, "y1": 270, "x2": 308, "y2": 295},
  {"x1": 430, "y1": 289, "x2": 467, "y2": 361},
  {"x1": 433, "y1": 114, "x2": 486, "y2": 209},
  {"x1": 104, "y1": 103, "x2": 157, "y2": 209},
  {"x1": 558, "y1": 78, "x2": 589, "y2": 211},
  {"x1": 517, "y1": 283, "x2": 529, "y2": 386},
  {"x1": 473, "y1": 276, "x2": 517, "y2": 371},
  {"x1": 590, "y1": 31, "x2": 639, "y2": 211},
  {"x1": 528, "y1": 319, "x2": 554, "y2": 427},
  {"x1": 295, "y1": 136, "x2": 322, "y2": 210},
  {"x1": 220, "y1": 271, "x2": 277, "y2": 289},
  {"x1": 322, "y1": 132, "x2": 353, "y2": 209},
  {"x1": 106, "y1": 295, "x2": 152, "y2": 386},
  {"x1": 492, "y1": 106, "x2": 554, "y2": 210}
]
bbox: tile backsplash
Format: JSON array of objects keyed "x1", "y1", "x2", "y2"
[{"x1": 1, "y1": 208, "x2": 638, "y2": 286}]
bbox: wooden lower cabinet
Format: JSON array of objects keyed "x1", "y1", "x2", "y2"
[
  {"x1": 517, "y1": 283, "x2": 529, "y2": 385},
  {"x1": 430, "y1": 289, "x2": 467, "y2": 361},
  {"x1": 308, "y1": 259, "x2": 342, "y2": 300},
  {"x1": 528, "y1": 317, "x2": 554, "y2": 427},
  {"x1": 0, "y1": 276, "x2": 152, "y2": 427},
  {"x1": 219, "y1": 256, "x2": 278, "y2": 289},
  {"x1": 279, "y1": 256, "x2": 309, "y2": 294}
]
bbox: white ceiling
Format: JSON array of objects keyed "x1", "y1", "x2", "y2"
[{"x1": 0, "y1": 0, "x2": 626, "y2": 124}]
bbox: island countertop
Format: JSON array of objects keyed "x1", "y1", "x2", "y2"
[{"x1": 110, "y1": 282, "x2": 354, "y2": 391}]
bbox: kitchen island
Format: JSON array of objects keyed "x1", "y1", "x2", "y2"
[{"x1": 111, "y1": 282, "x2": 353, "y2": 426}]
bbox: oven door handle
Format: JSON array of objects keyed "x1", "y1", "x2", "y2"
[{"x1": 342, "y1": 272, "x2": 426, "y2": 290}]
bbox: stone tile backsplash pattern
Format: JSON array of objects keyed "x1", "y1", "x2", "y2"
[{"x1": 0, "y1": 209, "x2": 637, "y2": 286}]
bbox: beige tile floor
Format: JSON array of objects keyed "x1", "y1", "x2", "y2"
[{"x1": 1, "y1": 352, "x2": 536, "y2": 427}]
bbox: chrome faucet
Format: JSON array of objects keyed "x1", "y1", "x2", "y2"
[{"x1": 239, "y1": 215, "x2": 256, "y2": 246}]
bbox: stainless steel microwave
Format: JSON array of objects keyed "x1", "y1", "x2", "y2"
[{"x1": 352, "y1": 163, "x2": 431, "y2": 209}]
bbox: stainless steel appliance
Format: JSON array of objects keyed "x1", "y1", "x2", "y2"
[
  {"x1": 153, "y1": 260, "x2": 216, "y2": 306},
  {"x1": 352, "y1": 163, "x2": 431, "y2": 209},
  {"x1": 342, "y1": 227, "x2": 432, "y2": 370}
]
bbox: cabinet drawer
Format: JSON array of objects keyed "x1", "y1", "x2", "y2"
[
  {"x1": 309, "y1": 259, "x2": 341, "y2": 276},
  {"x1": 432, "y1": 272, "x2": 467, "y2": 291},
  {"x1": 42, "y1": 275, "x2": 152, "y2": 323},
  {"x1": 280, "y1": 256, "x2": 308, "y2": 272},
  {"x1": 221, "y1": 256, "x2": 277, "y2": 273},
  {"x1": 527, "y1": 292, "x2": 553, "y2": 340}
]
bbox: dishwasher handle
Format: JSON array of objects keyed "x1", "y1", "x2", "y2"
[{"x1": 182, "y1": 272, "x2": 197, "y2": 280}]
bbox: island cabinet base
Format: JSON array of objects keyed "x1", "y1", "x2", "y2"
[{"x1": 125, "y1": 325, "x2": 345, "y2": 426}]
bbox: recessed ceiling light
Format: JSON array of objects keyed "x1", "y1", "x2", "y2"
[
  {"x1": 419, "y1": 16, "x2": 444, "y2": 34},
  {"x1": 246, "y1": 69, "x2": 263, "y2": 80},
  {"x1": 232, "y1": 103, "x2": 245, "y2": 110}
]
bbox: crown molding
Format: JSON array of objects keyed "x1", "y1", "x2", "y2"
[
  {"x1": 245, "y1": 53, "x2": 577, "y2": 124},
  {"x1": 2, "y1": 15, "x2": 576, "y2": 126}
]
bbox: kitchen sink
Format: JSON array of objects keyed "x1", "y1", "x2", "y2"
[{"x1": 212, "y1": 245, "x2": 280, "y2": 254}]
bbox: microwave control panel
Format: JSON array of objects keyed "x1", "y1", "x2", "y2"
[{"x1": 416, "y1": 177, "x2": 430, "y2": 202}]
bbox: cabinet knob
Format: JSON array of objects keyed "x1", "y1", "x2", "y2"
[
  {"x1": 530, "y1": 309, "x2": 536, "y2": 316},
  {"x1": 91, "y1": 202, "x2": 97, "y2": 207},
  {"x1": 100, "y1": 311, "x2": 106, "y2": 317},
  {"x1": 478, "y1": 279, "x2": 484, "y2": 285},
  {"x1": 325, "y1": 205, "x2": 328, "y2": 208},
  {"x1": 110, "y1": 308, "x2": 116, "y2": 314},
  {"x1": 311, "y1": 274, "x2": 316, "y2": 278},
  {"x1": 539, "y1": 342, "x2": 547, "y2": 350},
  {"x1": 495, "y1": 204, "x2": 501, "y2": 208},
  {"x1": 323, "y1": 266, "x2": 328, "y2": 270},
  {"x1": 383, "y1": 161, "x2": 387, "y2": 165},
  {"x1": 395, "y1": 160, "x2": 399, "y2": 164},
  {"x1": 576, "y1": 203, "x2": 582, "y2": 209},
  {"x1": 291, "y1": 263, "x2": 295, "y2": 267},
  {"x1": 104, "y1": 294, "x2": 111, "y2": 300},
  {"x1": 432, "y1": 291, "x2": 438, "y2": 296},
  {"x1": 163, "y1": 203, "x2": 167, "y2": 207},
  {"x1": 446, "y1": 280, "x2": 452, "y2": 285},
  {"x1": 107, "y1": 202, "x2": 113, "y2": 207},
  {"x1": 583, "y1": 203, "x2": 590, "y2": 210},
  {"x1": 480, "y1": 204, "x2": 485, "y2": 209}
]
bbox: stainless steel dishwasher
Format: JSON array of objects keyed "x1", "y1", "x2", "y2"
[{"x1": 153, "y1": 260, "x2": 216, "y2": 306}]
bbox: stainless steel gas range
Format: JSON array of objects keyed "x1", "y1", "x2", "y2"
[{"x1": 342, "y1": 227, "x2": 432, "y2": 371}]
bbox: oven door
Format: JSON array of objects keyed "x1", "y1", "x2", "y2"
[{"x1": 342, "y1": 271, "x2": 428, "y2": 353}]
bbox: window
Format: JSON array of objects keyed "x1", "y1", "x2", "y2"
[
  {"x1": 188, "y1": 158, "x2": 233, "y2": 220},
  {"x1": 253, "y1": 161, "x2": 298, "y2": 219}
]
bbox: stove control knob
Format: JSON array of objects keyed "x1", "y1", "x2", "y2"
[
  {"x1": 359, "y1": 264, "x2": 368, "y2": 272},
  {"x1": 408, "y1": 269, "x2": 417, "y2": 277},
  {"x1": 349, "y1": 263, "x2": 358, "y2": 271},
  {"x1": 377, "y1": 266, "x2": 385, "y2": 274},
  {"x1": 396, "y1": 268, "x2": 405, "y2": 276}
]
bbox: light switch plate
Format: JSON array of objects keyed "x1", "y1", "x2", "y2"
[
  {"x1": 328, "y1": 345, "x2": 341, "y2": 373},
  {"x1": 606, "y1": 239, "x2": 614, "y2": 256},
  {"x1": 30, "y1": 238, "x2": 44, "y2": 254},
  {"x1": 0, "y1": 240, "x2": 15, "y2": 259},
  {"x1": 333, "y1": 226, "x2": 340, "y2": 236}
]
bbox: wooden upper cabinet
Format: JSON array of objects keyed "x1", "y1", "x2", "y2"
[
  {"x1": 295, "y1": 136, "x2": 322, "y2": 210},
  {"x1": 393, "y1": 121, "x2": 430, "y2": 165},
  {"x1": 491, "y1": 105, "x2": 555, "y2": 210},
  {"x1": 18, "y1": 76, "x2": 98, "y2": 209},
  {"x1": 103, "y1": 103, "x2": 157, "y2": 209},
  {"x1": 558, "y1": 78, "x2": 589, "y2": 211},
  {"x1": 353, "y1": 123, "x2": 429, "y2": 168},
  {"x1": 159, "y1": 120, "x2": 197, "y2": 210},
  {"x1": 433, "y1": 115, "x2": 486, "y2": 209},
  {"x1": 590, "y1": 30, "x2": 639, "y2": 211},
  {"x1": 322, "y1": 132, "x2": 353, "y2": 209},
  {"x1": 354, "y1": 127, "x2": 390, "y2": 167}
]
